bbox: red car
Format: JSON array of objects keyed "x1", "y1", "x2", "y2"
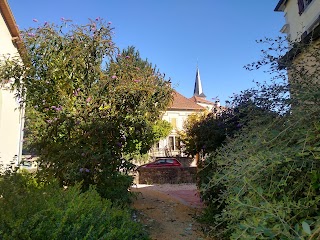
[{"x1": 140, "y1": 158, "x2": 182, "y2": 168}]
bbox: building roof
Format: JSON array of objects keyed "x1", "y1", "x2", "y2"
[
  {"x1": 0, "y1": 0, "x2": 24, "y2": 55},
  {"x1": 190, "y1": 95, "x2": 216, "y2": 105},
  {"x1": 193, "y1": 67, "x2": 206, "y2": 98},
  {"x1": 274, "y1": 0, "x2": 288, "y2": 11},
  {"x1": 168, "y1": 91, "x2": 204, "y2": 111}
]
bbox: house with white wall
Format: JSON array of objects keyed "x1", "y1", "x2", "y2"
[
  {"x1": 150, "y1": 68, "x2": 217, "y2": 159},
  {"x1": 0, "y1": 0, "x2": 24, "y2": 169},
  {"x1": 275, "y1": 0, "x2": 320, "y2": 42},
  {"x1": 275, "y1": 0, "x2": 320, "y2": 84}
]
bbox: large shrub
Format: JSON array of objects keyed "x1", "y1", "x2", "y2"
[
  {"x1": 199, "y1": 39, "x2": 320, "y2": 239},
  {"x1": 0, "y1": 172, "x2": 149, "y2": 240}
]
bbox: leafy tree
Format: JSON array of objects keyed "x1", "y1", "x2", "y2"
[
  {"x1": 105, "y1": 46, "x2": 173, "y2": 156},
  {"x1": 0, "y1": 19, "x2": 173, "y2": 202},
  {"x1": 179, "y1": 104, "x2": 245, "y2": 158},
  {"x1": 178, "y1": 112, "x2": 206, "y2": 157}
]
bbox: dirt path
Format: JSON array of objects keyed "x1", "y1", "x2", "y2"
[{"x1": 131, "y1": 184, "x2": 212, "y2": 240}]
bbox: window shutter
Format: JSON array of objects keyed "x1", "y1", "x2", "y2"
[
  {"x1": 171, "y1": 118, "x2": 177, "y2": 128},
  {"x1": 298, "y1": 0, "x2": 305, "y2": 14}
]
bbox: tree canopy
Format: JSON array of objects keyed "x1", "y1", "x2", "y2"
[{"x1": 0, "y1": 19, "x2": 173, "y2": 202}]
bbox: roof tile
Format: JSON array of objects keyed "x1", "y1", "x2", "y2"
[{"x1": 169, "y1": 91, "x2": 204, "y2": 111}]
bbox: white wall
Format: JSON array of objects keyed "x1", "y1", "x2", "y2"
[
  {"x1": 282, "y1": 0, "x2": 320, "y2": 41},
  {"x1": 162, "y1": 110, "x2": 194, "y2": 131},
  {"x1": 0, "y1": 12, "x2": 22, "y2": 168},
  {"x1": 150, "y1": 109, "x2": 200, "y2": 158}
]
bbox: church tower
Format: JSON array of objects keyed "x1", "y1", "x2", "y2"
[
  {"x1": 191, "y1": 67, "x2": 218, "y2": 110},
  {"x1": 193, "y1": 67, "x2": 206, "y2": 98}
]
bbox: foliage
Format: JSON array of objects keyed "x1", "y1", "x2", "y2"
[
  {"x1": 105, "y1": 46, "x2": 173, "y2": 156},
  {"x1": 0, "y1": 172, "x2": 150, "y2": 240},
  {"x1": 179, "y1": 103, "x2": 244, "y2": 157},
  {"x1": 178, "y1": 112, "x2": 207, "y2": 157},
  {"x1": 179, "y1": 111, "x2": 225, "y2": 157},
  {"x1": 198, "y1": 38, "x2": 320, "y2": 239},
  {"x1": 0, "y1": 19, "x2": 173, "y2": 203}
]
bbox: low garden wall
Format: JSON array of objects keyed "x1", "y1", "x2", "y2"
[{"x1": 137, "y1": 167, "x2": 197, "y2": 184}]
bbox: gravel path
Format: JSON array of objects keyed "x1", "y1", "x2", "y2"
[
  {"x1": 132, "y1": 183, "x2": 203, "y2": 208},
  {"x1": 131, "y1": 184, "x2": 212, "y2": 240}
]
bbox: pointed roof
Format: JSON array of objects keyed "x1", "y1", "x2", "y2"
[
  {"x1": 193, "y1": 67, "x2": 206, "y2": 98},
  {"x1": 0, "y1": 0, "x2": 24, "y2": 55},
  {"x1": 168, "y1": 91, "x2": 204, "y2": 111}
]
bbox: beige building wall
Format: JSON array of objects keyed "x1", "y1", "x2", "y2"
[
  {"x1": 287, "y1": 38, "x2": 320, "y2": 96},
  {"x1": 276, "y1": 0, "x2": 320, "y2": 83},
  {"x1": 281, "y1": 0, "x2": 320, "y2": 41},
  {"x1": 291, "y1": 38, "x2": 320, "y2": 73},
  {"x1": 0, "y1": 11, "x2": 22, "y2": 168}
]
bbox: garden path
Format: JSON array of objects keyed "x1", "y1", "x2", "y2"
[{"x1": 131, "y1": 184, "x2": 213, "y2": 240}]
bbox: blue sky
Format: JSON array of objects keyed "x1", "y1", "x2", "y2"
[{"x1": 9, "y1": 0, "x2": 285, "y2": 105}]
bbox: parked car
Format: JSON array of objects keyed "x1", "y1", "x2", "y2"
[{"x1": 139, "y1": 158, "x2": 182, "y2": 168}]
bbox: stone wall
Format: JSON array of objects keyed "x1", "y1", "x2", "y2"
[{"x1": 137, "y1": 167, "x2": 197, "y2": 184}]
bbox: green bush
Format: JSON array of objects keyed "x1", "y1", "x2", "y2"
[
  {"x1": 198, "y1": 39, "x2": 320, "y2": 239},
  {"x1": 0, "y1": 172, "x2": 149, "y2": 240},
  {"x1": 0, "y1": 19, "x2": 173, "y2": 205}
]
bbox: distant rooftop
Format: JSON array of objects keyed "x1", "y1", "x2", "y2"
[
  {"x1": 169, "y1": 91, "x2": 204, "y2": 111},
  {"x1": 190, "y1": 95, "x2": 216, "y2": 105}
]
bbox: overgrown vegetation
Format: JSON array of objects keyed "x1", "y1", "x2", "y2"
[
  {"x1": 0, "y1": 172, "x2": 149, "y2": 239},
  {"x1": 179, "y1": 106, "x2": 242, "y2": 158},
  {"x1": 192, "y1": 37, "x2": 320, "y2": 239},
  {"x1": 0, "y1": 18, "x2": 176, "y2": 238}
]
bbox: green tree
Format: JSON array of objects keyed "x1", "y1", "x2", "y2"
[
  {"x1": 106, "y1": 46, "x2": 173, "y2": 156},
  {"x1": 179, "y1": 106, "x2": 241, "y2": 158},
  {"x1": 0, "y1": 19, "x2": 173, "y2": 202}
]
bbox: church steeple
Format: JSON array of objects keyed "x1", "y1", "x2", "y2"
[{"x1": 193, "y1": 67, "x2": 206, "y2": 98}]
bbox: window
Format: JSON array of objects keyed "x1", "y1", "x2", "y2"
[
  {"x1": 168, "y1": 136, "x2": 174, "y2": 150},
  {"x1": 157, "y1": 159, "x2": 166, "y2": 164},
  {"x1": 168, "y1": 136, "x2": 180, "y2": 151},
  {"x1": 171, "y1": 118, "x2": 177, "y2": 128},
  {"x1": 298, "y1": 0, "x2": 313, "y2": 15}
]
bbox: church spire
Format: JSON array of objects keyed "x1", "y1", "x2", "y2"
[{"x1": 193, "y1": 67, "x2": 206, "y2": 98}]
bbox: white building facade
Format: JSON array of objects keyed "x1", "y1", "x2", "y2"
[
  {"x1": 275, "y1": 0, "x2": 320, "y2": 41},
  {"x1": 0, "y1": 0, "x2": 24, "y2": 169},
  {"x1": 150, "y1": 91, "x2": 204, "y2": 158}
]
